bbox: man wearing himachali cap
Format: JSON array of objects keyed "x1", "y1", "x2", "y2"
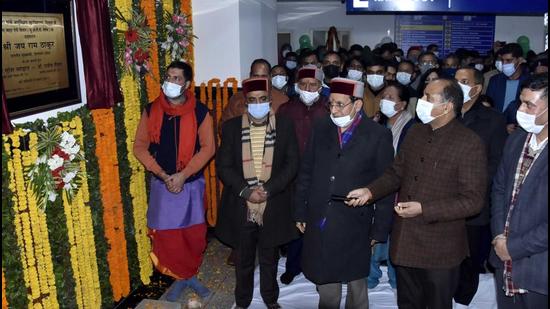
[
  {"x1": 215, "y1": 77, "x2": 299, "y2": 309},
  {"x1": 294, "y1": 77, "x2": 395, "y2": 308}
]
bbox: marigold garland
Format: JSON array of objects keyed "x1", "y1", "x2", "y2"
[
  {"x1": 91, "y1": 109, "x2": 131, "y2": 301},
  {"x1": 2, "y1": 271, "x2": 7, "y2": 309},
  {"x1": 141, "y1": 0, "x2": 161, "y2": 102}
]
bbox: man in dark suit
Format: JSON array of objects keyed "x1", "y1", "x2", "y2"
[
  {"x1": 348, "y1": 78, "x2": 488, "y2": 308},
  {"x1": 453, "y1": 67, "x2": 508, "y2": 307},
  {"x1": 295, "y1": 77, "x2": 395, "y2": 308},
  {"x1": 490, "y1": 74, "x2": 548, "y2": 309},
  {"x1": 486, "y1": 43, "x2": 530, "y2": 125},
  {"x1": 215, "y1": 77, "x2": 299, "y2": 309}
]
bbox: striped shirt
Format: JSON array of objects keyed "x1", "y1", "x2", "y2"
[{"x1": 249, "y1": 124, "x2": 267, "y2": 179}]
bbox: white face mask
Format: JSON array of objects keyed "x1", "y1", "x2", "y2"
[
  {"x1": 474, "y1": 64, "x2": 484, "y2": 71},
  {"x1": 347, "y1": 69, "x2": 363, "y2": 81},
  {"x1": 433, "y1": 51, "x2": 440, "y2": 58},
  {"x1": 248, "y1": 102, "x2": 271, "y2": 119},
  {"x1": 330, "y1": 105, "x2": 357, "y2": 128},
  {"x1": 459, "y1": 82, "x2": 472, "y2": 103},
  {"x1": 162, "y1": 81, "x2": 183, "y2": 99},
  {"x1": 286, "y1": 60, "x2": 297, "y2": 70},
  {"x1": 282, "y1": 49, "x2": 290, "y2": 58},
  {"x1": 299, "y1": 89, "x2": 320, "y2": 106},
  {"x1": 516, "y1": 108, "x2": 548, "y2": 134},
  {"x1": 396, "y1": 72, "x2": 412, "y2": 86},
  {"x1": 416, "y1": 98, "x2": 447, "y2": 124},
  {"x1": 380, "y1": 99, "x2": 398, "y2": 118},
  {"x1": 271, "y1": 76, "x2": 287, "y2": 89},
  {"x1": 502, "y1": 62, "x2": 516, "y2": 77},
  {"x1": 495, "y1": 60, "x2": 503, "y2": 72},
  {"x1": 395, "y1": 56, "x2": 402, "y2": 62},
  {"x1": 367, "y1": 74, "x2": 385, "y2": 90}
]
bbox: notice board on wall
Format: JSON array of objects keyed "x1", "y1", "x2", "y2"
[{"x1": 395, "y1": 15, "x2": 495, "y2": 57}]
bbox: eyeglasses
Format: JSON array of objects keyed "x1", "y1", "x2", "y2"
[{"x1": 328, "y1": 101, "x2": 353, "y2": 110}]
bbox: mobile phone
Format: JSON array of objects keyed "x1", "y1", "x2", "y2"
[{"x1": 331, "y1": 194, "x2": 355, "y2": 202}]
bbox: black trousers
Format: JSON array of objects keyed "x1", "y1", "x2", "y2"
[
  {"x1": 283, "y1": 234, "x2": 303, "y2": 276},
  {"x1": 494, "y1": 268, "x2": 549, "y2": 309},
  {"x1": 395, "y1": 264, "x2": 460, "y2": 309},
  {"x1": 454, "y1": 224, "x2": 491, "y2": 305},
  {"x1": 235, "y1": 221, "x2": 279, "y2": 307}
]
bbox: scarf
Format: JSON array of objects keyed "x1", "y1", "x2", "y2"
[
  {"x1": 148, "y1": 90, "x2": 197, "y2": 171},
  {"x1": 390, "y1": 111, "x2": 413, "y2": 153},
  {"x1": 241, "y1": 112, "x2": 276, "y2": 226}
]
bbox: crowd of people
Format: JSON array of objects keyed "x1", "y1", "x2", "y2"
[{"x1": 132, "y1": 36, "x2": 548, "y2": 309}]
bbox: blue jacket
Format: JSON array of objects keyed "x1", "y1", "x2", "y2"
[
  {"x1": 490, "y1": 129, "x2": 548, "y2": 295},
  {"x1": 486, "y1": 71, "x2": 530, "y2": 121}
]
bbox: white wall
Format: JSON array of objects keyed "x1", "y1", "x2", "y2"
[
  {"x1": 194, "y1": 0, "x2": 277, "y2": 84},
  {"x1": 495, "y1": 16, "x2": 546, "y2": 53},
  {"x1": 277, "y1": 2, "x2": 394, "y2": 51},
  {"x1": 193, "y1": 0, "x2": 241, "y2": 84},
  {"x1": 277, "y1": 1, "x2": 547, "y2": 53}
]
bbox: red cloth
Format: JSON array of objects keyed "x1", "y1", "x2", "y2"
[
  {"x1": 148, "y1": 91, "x2": 197, "y2": 171},
  {"x1": 148, "y1": 223, "x2": 207, "y2": 280},
  {"x1": 75, "y1": 0, "x2": 122, "y2": 109}
]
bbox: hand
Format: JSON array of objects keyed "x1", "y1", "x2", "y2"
[
  {"x1": 248, "y1": 187, "x2": 267, "y2": 203},
  {"x1": 492, "y1": 236, "x2": 512, "y2": 262},
  {"x1": 166, "y1": 172, "x2": 187, "y2": 193},
  {"x1": 394, "y1": 201, "x2": 422, "y2": 218},
  {"x1": 345, "y1": 188, "x2": 372, "y2": 207},
  {"x1": 296, "y1": 222, "x2": 306, "y2": 233},
  {"x1": 370, "y1": 239, "x2": 378, "y2": 247}
]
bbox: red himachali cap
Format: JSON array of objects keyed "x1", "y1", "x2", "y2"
[
  {"x1": 330, "y1": 77, "x2": 364, "y2": 98},
  {"x1": 242, "y1": 77, "x2": 269, "y2": 95}
]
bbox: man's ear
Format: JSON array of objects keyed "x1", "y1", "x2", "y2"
[{"x1": 184, "y1": 81, "x2": 191, "y2": 90}]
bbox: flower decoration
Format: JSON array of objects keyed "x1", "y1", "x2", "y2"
[
  {"x1": 115, "y1": 7, "x2": 154, "y2": 76},
  {"x1": 159, "y1": 10, "x2": 197, "y2": 62},
  {"x1": 27, "y1": 127, "x2": 85, "y2": 210}
]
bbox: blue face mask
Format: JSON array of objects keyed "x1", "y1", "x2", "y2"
[{"x1": 248, "y1": 102, "x2": 271, "y2": 119}]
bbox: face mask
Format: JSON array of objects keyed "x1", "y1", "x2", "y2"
[
  {"x1": 395, "y1": 56, "x2": 402, "y2": 62},
  {"x1": 419, "y1": 63, "x2": 434, "y2": 74},
  {"x1": 286, "y1": 60, "x2": 297, "y2": 70},
  {"x1": 271, "y1": 76, "x2": 287, "y2": 89},
  {"x1": 416, "y1": 98, "x2": 447, "y2": 124},
  {"x1": 299, "y1": 89, "x2": 320, "y2": 106},
  {"x1": 248, "y1": 102, "x2": 271, "y2": 119},
  {"x1": 396, "y1": 72, "x2": 412, "y2": 85},
  {"x1": 459, "y1": 82, "x2": 472, "y2": 103},
  {"x1": 347, "y1": 69, "x2": 363, "y2": 81},
  {"x1": 433, "y1": 51, "x2": 440, "y2": 58},
  {"x1": 330, "y1": 109, "x2": 356, "y2": 128},
  {"x1": 380, "y1": 99, "x2": 398, "y2": 118},
  {"x1": 475, "y1": 64, "x2": 484, "y2": 71},
  {"x1": 323, "y1": 65, "x2": 340, "y2": 79},
  {"x1": 516, "y1": 108, "x2": 548, "y2": 134},
  {"x1": 366, "y1": 74, "x2": 385, "y2": 90},
  {"x1": 162, "y1": 81, "x2": 183, "y2": 99},
  {"x1": 443, "y1": 68, "x2": 457, "y2": 78},
  {"x1": 502, "y1": 62, "x2": 516, "y2": 77}
]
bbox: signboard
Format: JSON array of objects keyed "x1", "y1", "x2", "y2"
[
  {"x1": 348, "y1": 0, "x2": 548, "y2": 15},
  {"x1": 2, "y1": 12, "x2": 69, "y2": 98},
  {"x1": 1, "y1": 0, "x2": 80, "y2": 118},
  {"x1": 395, "y1": 15, "x2": 495, "y2": 57}
]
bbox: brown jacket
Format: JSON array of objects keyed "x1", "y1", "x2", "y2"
[
  {"x1": 362, "y1": 85, "x2": 383, "y2": 118},
  {"x1": 220, "y1": 88, "x2": 289, "y2": 124},
  {"x1": 368, "y1": 119, "x2": 487, "y2": 269}
]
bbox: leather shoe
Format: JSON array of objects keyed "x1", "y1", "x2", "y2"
[{"x1": 266, "y1": 303, "x2": 281, "y2": 308}]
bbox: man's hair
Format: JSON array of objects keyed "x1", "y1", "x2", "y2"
[
  {"x1": 398, "y1": 60, "x2": 415, "y2": 70},
  {"x1": 271, "y1": 64, "x2": 288, "y2": 75},
  {"x1": 439, "y1": 78, "x2": 464, "y2": 115},
  {"x1": 300, "y1": 50, "x2": 319, "y2": 65},
  {"x1": 380, "y1": 43, "x2": 396, "y2": 55},
  {"x1": 418, "y1": 51, "x2": 437, "y2": 62},
  {"x1": 365, "y1": 56, "x2": 386, "y2": 69},
  {"x1": 500, "y1": 43, "x2": 524, "y2": 59},
  {"x1": 167, "y1": 61, "x2": 193, "y2": 82},
  {"x1": 427, "y1": 44, "x2": 438, "y2": 51},
  {"x1": 385, "y1": 81, "x2": 411, "y2": 106},
  {"x1": 458, "y1": 67, "x2": 484, "y2": 86},
  {"x1": 250, "y1": 58, "x2": 272, "y2": 73},
  {"x1": 349, "y1": 44, "x2": 363, "y2": 53},
  {"x1": 522, "y1": 73, "x2": 548, "y2": 101},
  {"x1": 385, "y1": 60, "x2": 398, "y2": 71}
]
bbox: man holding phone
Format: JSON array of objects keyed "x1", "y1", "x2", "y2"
[{"x1": 294, "y1": 77, "x2": 394, "y2": 308}]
